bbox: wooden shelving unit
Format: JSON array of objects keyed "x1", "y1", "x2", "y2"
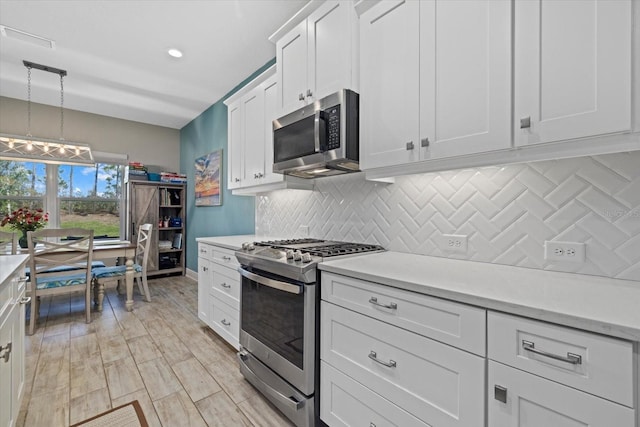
[{"x1": 127, "y1": 181, "x2": 186, "y2": 277}]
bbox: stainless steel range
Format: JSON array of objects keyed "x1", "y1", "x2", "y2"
[{"x1": 235, "y1": 239, "x2": 384, "y2": 427}]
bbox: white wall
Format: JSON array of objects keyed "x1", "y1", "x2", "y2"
[
  {"x1": 0, "y1": 96, "x2": 180, "y2": 170},
  {"x1": 256, "y1": 151, "x2": 640, "y2": 282}
]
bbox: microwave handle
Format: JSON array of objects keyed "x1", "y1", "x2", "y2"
[
  {"x1": 238, "y1": 267, "x2": 303, "y2": 295},
  {"x1": 314, "y1": 110, "x2": 322, "y2": 153}
]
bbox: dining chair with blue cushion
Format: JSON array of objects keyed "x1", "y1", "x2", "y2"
[
  {"x1": 0, "y1": 230, "x2": 17, "y2": 255},
  {"x1": 93, "y1": 223, "x2": 153, "y2": 311},
  {"x1": 27, "y1": 228, "x2": 94, "y2": 335}
]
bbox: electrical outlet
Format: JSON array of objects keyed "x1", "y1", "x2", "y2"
[
  {"x1": 439, "y1": 234, "x2": 468, "y2": 254},
  {"x1": 544, "y1": 241, "x2": 586, "y2": 263}
]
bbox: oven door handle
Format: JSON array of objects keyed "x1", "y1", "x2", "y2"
[{"x1": 238, "y1": 267, "x2": 303, "y2": 295}]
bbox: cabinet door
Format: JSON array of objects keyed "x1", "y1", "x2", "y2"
[
  {"x1": 131, "y1": 184, "x2": 159, "y2": 272},
  {"x1": 421, "y1": 0, "x2": 511, "y2": 160},
  {"x1": 0, "y1": 307, "x2": 12, "y2": 427},
  {"x1": 276, "y1": 20, "x2": 308, "y2": 115},
  {"x1": 227, "y1": 101, "x2": 244, "y2": 189},
  {"x1": 514, "y1": 0, "x2": 631, "y2": 146},
  {"x1": 261, "y1": 75, "x2": 284, "y2": 185},
  {"x1": 10, "y1": 289, "x2": 25, "y2": 423},
  {"x1": 197, "y1": 257, "x2": 212, "y2": 324},
  {"x1": 242, "y1": 88, "x2": 265, "y2": 187},
  {"x1": 488, "y1": 361, "x2": 634, "y2": 427},
  {"x1": 360, "y1": 0, "x2": 420, "y2": 170},
  {"x1": 307, "y1": 0, "x2": 355, "y2": 102}
]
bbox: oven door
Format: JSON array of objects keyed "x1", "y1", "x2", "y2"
[{"x1": 238, "y1": 266, "x2": 316, "y2": 396}]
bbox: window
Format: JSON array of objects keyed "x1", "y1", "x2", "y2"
[{"x1": 0, "y1": 160, "x2": 125, "y2": 240}]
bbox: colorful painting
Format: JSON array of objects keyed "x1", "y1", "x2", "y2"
[{"x1": 195, "y1": 150, "x2": 222, "y2": 206}]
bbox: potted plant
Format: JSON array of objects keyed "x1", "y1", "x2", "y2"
[{"x1": 1, "y1": 207, "x2": 49, "y2": 248}]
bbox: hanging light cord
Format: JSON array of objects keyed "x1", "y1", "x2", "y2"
[
  {"x1": 59, "y1": 72, "x2": 65, "y2": 141},
  {"x1": 26, "y1": 65, "x2": 32, "y2": 138}
]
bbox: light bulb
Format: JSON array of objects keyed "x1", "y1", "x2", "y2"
[
  {"x1": 75, "y1": 146, "x2": 80, "y2": 155},
  {"x1": 44, "y1": 143, "x2": 49, "y2": 152},
  {"x1": 8, "y1": 139, "x2": 14, "y2": 148},
  {"x1": 26, "y1": 141, "x2": 33, "y2": 151},
  {"x1": 59, "y1": 145, "x2": 65, "y2": 154}
]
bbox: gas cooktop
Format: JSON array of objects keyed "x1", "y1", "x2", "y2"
[{"x1": 236, "y1": 238, "x2": 385, "y2": 283}]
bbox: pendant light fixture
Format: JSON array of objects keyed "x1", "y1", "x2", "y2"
[{"x1": 0, "y1": 60, "x2": 94, "y2": 165}]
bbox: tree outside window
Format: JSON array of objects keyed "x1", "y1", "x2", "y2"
[{"x1": 1, "y1": 160, "x2": 124, "y2": 240}]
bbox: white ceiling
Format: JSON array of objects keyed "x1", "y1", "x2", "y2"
[{"x1": 0, "y1": 0, "x2": 308, "y2": 129}]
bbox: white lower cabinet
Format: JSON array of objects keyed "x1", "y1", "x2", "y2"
[
  {"x1": 320, "y1": 272, "x2": 486, "y2": 427},
  {"x1": 196, "y1": 242, "x2": 240, "y2": 350},
  {"x1": 488, "y1": 361, "x2": 634, "y2": 426},
  {"x1": 0, "y1": 258, "x2": 27, "y2": 427},
  {"x1": 487, "y1": 311, "x2": 635, "y2": 427}
]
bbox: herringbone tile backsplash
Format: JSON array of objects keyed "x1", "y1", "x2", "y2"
[{"x1": 256, "y1": 152, "x2": 640, "y2": 281}]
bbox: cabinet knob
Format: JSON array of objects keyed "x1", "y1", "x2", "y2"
[
  {"x1": 221, "y1": 282, "x2": 231, "y2": 289},
  {"x1": 406, "y1": 141, "x2": 415, "y2": 150},
  {"x1": 520, "y1": 116, "x2": 531, "y2": 129},
  {"x1": 298, "y1": 93, "x2": 305, "y2": 101},
  {"x1": 221, "y1": 319, "x2": 231, "y2": 327},
  {"x1": 306, "y1": 89, "x2": 313, "y2": 98},
  {"x1": 421, "y1": 137, "x2": 430, "y2": 147},
  {"x1": 234, "y1": 178, "x2": 241, "y2": 182},
  {"x1": 494, "y1": 385, "x2": 507, "y2": 403}
]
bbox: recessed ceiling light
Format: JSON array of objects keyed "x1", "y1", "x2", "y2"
[{"x1": 167, "y1": 48, "x2": 183, "y2": 58}]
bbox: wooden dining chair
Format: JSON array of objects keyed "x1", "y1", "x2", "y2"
[
  {"x1": 27, "y1": 228, "x2": 94, "y2": 335},
  {"x1": 93, "y1": 223, "x2": 153, "y2": 311},
  {"x1": 0, "y1": 230, "x2": 17, "y2": 254}
]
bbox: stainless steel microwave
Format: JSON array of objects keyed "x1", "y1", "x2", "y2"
[{"x1": 272, "y1": 89, "x2": 359, "y2": 179}]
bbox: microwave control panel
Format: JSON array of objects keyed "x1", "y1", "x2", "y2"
[{"x1": 326, "y1": 105, "x2": 340, "y2": 150}]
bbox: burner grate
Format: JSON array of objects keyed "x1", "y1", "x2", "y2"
[
  {"x1": 304, "y1": 243, "x2": 384, "y2": 257},
  {"x1": 256, "y1": 238, "x2": 326, "y2": 247}
]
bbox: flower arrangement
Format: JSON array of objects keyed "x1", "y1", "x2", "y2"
[{"x1": 1, "y1": 207, "x2": 49, "y2": 233}]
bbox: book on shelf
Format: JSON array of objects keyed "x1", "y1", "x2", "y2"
[{"x1": 172, "y1": 233, "x2": 182, "y2": 249}]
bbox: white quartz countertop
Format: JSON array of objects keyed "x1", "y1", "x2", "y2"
[
  {"x1": 196, "y1": 235, "x2": 257, "y2": 251},
  {"x1": 319, "y1": 252, "x2": 640, "y2": 342},
  {"x1": 1, "y1": 254, "x2": 29, "y2": 289}
]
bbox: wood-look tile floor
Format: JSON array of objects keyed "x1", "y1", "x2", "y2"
[{"x1": 18, "y1": 275, "x2": 295, "y2": 427}]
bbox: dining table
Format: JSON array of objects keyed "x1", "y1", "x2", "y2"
[{"x1": 15, "y1": 240, "x2": 139, "y2": 312}]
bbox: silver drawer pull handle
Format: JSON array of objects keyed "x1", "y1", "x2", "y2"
[
  {"x1": 202, "y1": 267, "x2": 208, "y2": 272},
  {"x1": 222, "y1": 256, "x2": 232, "y2": 261},
  {"x1": 522, "y1": 340, "x2": 582, "y2": 365},
  {"x1": 221, "y1": 319, "x2": 231, "y2": 327},
  {"x1": 370, "y1": 423, "x2": 377, "y2": 427},
  {"x1": 368, "y1": 351, "x2": 396, "y2": 368},
  {"x1": 200, "y1": 249, "x2": 206, "y2": 253},
  {"x1": 0, "y1": 342, "x2": 12, "y2": 363},
  {"x1": 18, "y1": 276, "x2": 28, "y2": 283},
  {"x1": 19, "y1": 296, "x2": 31, "y2": 305},
  {"x1": 369, "y1": 297, "x2": 397, "y2": 310},
  {"x1": 221, "y1": 283, "x2": 231, "y2": 288}
]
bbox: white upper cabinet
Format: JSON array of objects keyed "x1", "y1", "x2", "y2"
[
  {"x1": 420, "y1": 0, "x2": 511, "y2": 160},
  {"x1": 226, "y1": 69, "x2": 286, "y2": 191},
  {"x1": 360, "y1": 0, "x2": 420, "y2": 169},
  {"x1": 360, "y1": 0, "x2": 512, "y2": 170},
  {"x1": 227, "y1": 101, "x2": 243, "y2": 189},
  {"x1": 276, "y1": 0, "x2": 359, "y2": 116},
  {"x1": 515, "y1": 0, "x2": 632, "y2": 147}
]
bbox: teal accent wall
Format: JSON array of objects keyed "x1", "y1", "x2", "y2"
[{"x1": 180, "y1": 59, "x2": 275, "y2": 272}]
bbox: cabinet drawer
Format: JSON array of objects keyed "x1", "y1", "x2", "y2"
[
  {"x1": 489, "y1": 361, "x2": 634, "y2": 426},
  {"x1": 197, "y1": 243, "x2": 213, "y2": 261},
  {"x1": 211, "y1": 269, "x2": 240, "y2": 309},
  {"x1": 321, "y1": 302, "x2": 485, "y2": 427},
  {"x1": 209, "y1": 299, "x2": 240, "y2": 350},
  {"x1": 0, "y1": 277, "x2": 14, "y2": 319},
  {"x1": 212, "y1": 249, "x2": 239, "y2": 268},
  {"x1": 321, "y1": 361, "x2": 429, "y2": 427},
  {"x1": 322, "y1": 272, "x2": 486, "y2": 355},
  {"x1": 488, "y1": 311, "x2": 633, "y2": 407}
]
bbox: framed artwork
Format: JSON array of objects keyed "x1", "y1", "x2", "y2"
[{"x1": 194, "y1": 149, "x2": 222, "y2": 206}]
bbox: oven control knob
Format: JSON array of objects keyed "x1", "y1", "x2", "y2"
[
  {"x1": 247, "y1": 244, "x2": 255, "y2": 251},
  {"x1": 301, "y1": 253, "x2": 312, "y2": 263},
  {"x1": 293, "y1": 250, "x2": 302, "y2": 261},
  {"x1": 285, "y1": 249, "x2": 295, "y2": 259},
  {"x1": 242, "y1": 242, "x2": 250, "y2": 250}
]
